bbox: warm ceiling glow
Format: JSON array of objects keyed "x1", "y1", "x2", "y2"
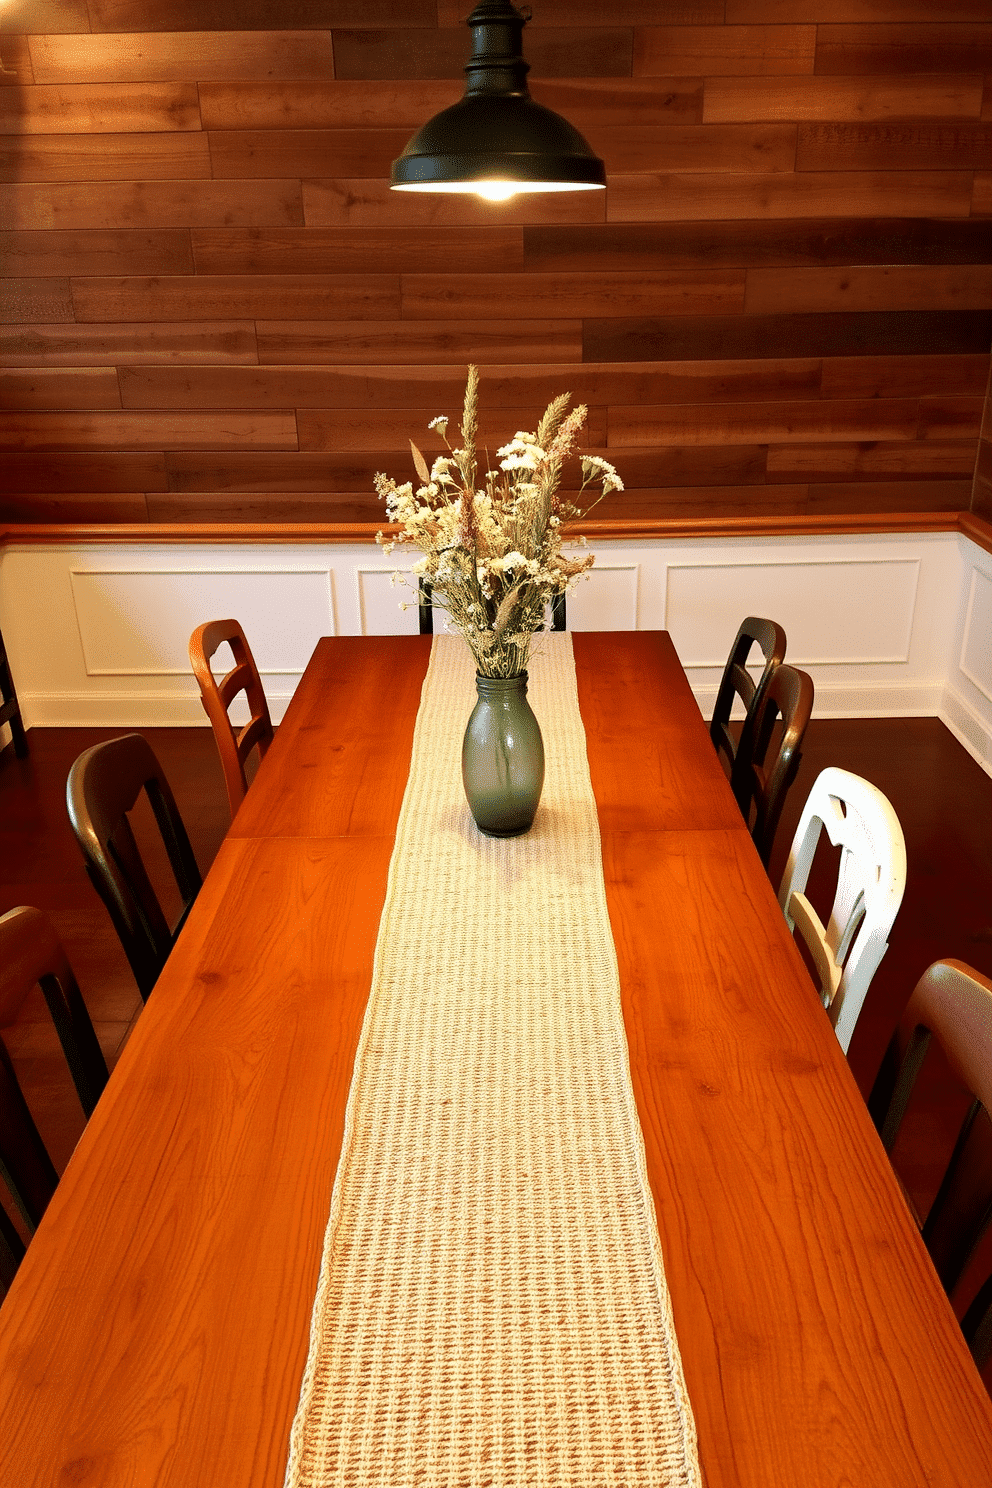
[{"x1": 391, "y1": 180, "x2": 605, "y2": 196}]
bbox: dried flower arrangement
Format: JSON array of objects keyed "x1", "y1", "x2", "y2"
[{"x1": 375, "y1": 365, "x2": 623, "y2": 678}]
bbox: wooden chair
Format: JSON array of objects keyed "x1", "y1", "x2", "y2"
[
  {"x1": 0, "y1": 905, "x2": 109, "y2": 1291},
  {"x1": 0, "y1": 622, "x2": 28, "y2": 760},
  {"x1": 779, "y1": 766, "x2": 907, "y2": 1053},
  {"x1": 710, "y1": 616, "x2": 786, "y2": 783},
  {"x1": 67, "y1": 733, "x2": 202, "y2": 1002},
  {"x1": 189, "y1": 619, "x2": 274, "y2": 819},
  {"x1": 417, "y1": 581, "x2": 566, "y2": 634},
  {"x1": 867, "y1": 959, "x2": 992, "y2": 1370},
  {"x1": 730, "y1": 661, "x2": 814, "y2": 868}
]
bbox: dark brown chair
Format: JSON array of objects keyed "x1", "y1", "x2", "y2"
[
  {"x1": 189, "y1": 619, "x2": 274, "y2": 820},
  {"x1": 0, "y1": 906, "x2": 109, "y2": 1291},
  {"x1": 867, "y1": 959, "x2": 992, "y2": 1370},
  {"x1": 67, "y1": 733, "x2": 202, "y2": 1001},
  {"x1": 730, "y1": 661, "x2": 814, "y2": 867},
  {"x1": 710, "y1": 616, "x2": 786, "y2": 783},
  {"x1": 0, "y1": 622, "x2": 28, "y2": 760}
]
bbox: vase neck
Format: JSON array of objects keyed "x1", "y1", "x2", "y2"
[{"x1": 475, "y1": 671, "x2": 528, "y2": 698}]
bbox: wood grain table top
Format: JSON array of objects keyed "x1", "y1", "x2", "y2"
[{"x1": 1, "y1": 630, "x2": 990, "y2": 1488}]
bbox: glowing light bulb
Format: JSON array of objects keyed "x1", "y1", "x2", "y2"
[{"x1": 476, "y1": 181, "x2": 518, "y2": 202}]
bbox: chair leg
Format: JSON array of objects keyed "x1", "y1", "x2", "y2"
[{"x1": 0, "y1": 628, "x2": 28, "y2": 759}]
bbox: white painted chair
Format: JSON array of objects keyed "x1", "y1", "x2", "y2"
[{"x1": 778, "y1": 766, "x2": 907, "y2": 1054}]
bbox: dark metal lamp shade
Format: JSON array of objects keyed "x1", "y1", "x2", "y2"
[{"x1": 391, "y1": 1, "x2": 606, "y2": 200}]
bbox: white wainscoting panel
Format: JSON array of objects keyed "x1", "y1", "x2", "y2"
[
  {"x1": 665, "y1": 558, "x2": 920, "y2": 668},
  {"x1": 356, "y1": 567, "x2": 420, "y2": 637},
  {"x1": 70, "y1": 567, "x2": 335, "y2": 675},
  {"x1": 0, "y1": 531, "x2": 983, "y2": 767},
  {"x1": 568, "y1": 564, "x2": 639, "y2": 632},
  {"x1": 943, "y1": 536, "x2": 992, "y2": 775}
]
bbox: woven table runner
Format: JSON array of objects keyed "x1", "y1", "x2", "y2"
[{"x1": 284, "y1": 634, "x2": 701, "y2": 1488}]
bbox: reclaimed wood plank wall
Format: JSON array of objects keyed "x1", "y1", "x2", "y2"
[{"x1": 0, "y1": 0, "x2": 990, "y2": 526}]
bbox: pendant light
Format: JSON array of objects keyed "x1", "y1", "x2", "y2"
[{"x1": 391, "y1": 0, "x2": 606, "y2": 202}]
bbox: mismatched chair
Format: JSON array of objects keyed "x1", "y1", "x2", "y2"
[
  {"x1": 0, "y1": 622, "x2": 28, "y2": 760},
  {"x1": 0, "y1": 905, "x2": 109, "y2": 1292},
  {"x1": 710, "y1": 615, "x2": 786, "y2": 783},
  {"x1": 867, "y1": 959, "x2": 992, "y2": 1370},
  {"x1": 189, "y1": 618, "x2": 274, "y2": 820},
  {"x1": 779, "y1": 766, "x2": 907, "y2": 1054},
  {"x1": 730, "y1": 661, "x2": 814, "y2": 868},
  {"x1": 67, "y1": 733, "x2": 203, "y2": 1002}
]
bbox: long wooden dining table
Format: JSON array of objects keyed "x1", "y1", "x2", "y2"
[{"x1": 1, "y1": 630, "x2": 991, "y2": 1486}]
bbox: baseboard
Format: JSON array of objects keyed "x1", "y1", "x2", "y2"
[
  {"x1": 20, "y1": 689, "x2": 297, "y2": 728},
  {"x1": 939, "y1": 684, "x2": 992, "y2": 778}
]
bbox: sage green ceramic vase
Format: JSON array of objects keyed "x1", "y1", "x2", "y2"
[{"x1": 462, "y1": 672, "x2": 545, "y2": 837}]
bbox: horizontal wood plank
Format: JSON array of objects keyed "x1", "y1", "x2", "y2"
[
  {"x1": 299, "y1": 406, "x2": 609, "y2": 452},
  {"x1": 0, "y1": 36, "x2": 34, "y2": 85},
  {"x1": 703, "y1": 74, "x2": 985, "y2": 122},
  {"x1": 0, "y1": 277, "x2": 73, "y2": 323},
  {"x1": 436, "y1": 0, "x2": 722, "y2": 21},
  {"x1": 584, "y1": 446, "x2": 769, "y2": 486},
  {"x1": 726, "y1": 0, "x2": 991, "y2": 20},
  {"x1": 797, "y1": 120, "x2": 992, "y2": 171},
  {"x1": 0, "y1": 179, "x2": 305, "y2": 230},
  {"x1": 0, "y1": 132, "x2": 211, "y2": 183},
  {"x1": 146, "y1": 490, "x2": 392, "y2": 522},
  {"x1": 917, "y1": 396, "x2": 984, "y2": 440},
  {"x1": 113, "y1": 362, "x2": 824, "y2": 412},
  {"x1": 523, "y1": 219, "x2": 992, "y2": 271},
  {"x1": 163, "y1": 450, "x2": 394, "y2": 492},
  {"x1": 586, "y1": 123, "x2": 797, "y2": 173},
  {"x1": 303, "y1": 179, "x2": 605, "y2": 229},
  {"x1": 0, "y1": 368, "x2": 122, "y2": 411},
  {"x1": 0, "y1": 83, "x2": 202, "y2": 135},
  {"x1": 610, "y1": 398, "x2": 921, "y2": 447},
  {"x1": 70, "y1": 274, "x2": 401, "y2": 322},
  {"x1": 2, "y1": 228, "x2": 193, "y2": 276},
  {"x1": 330, "y1": 27, "x2": 634, "y2": 80},
  {"x1": 197, "y1": 78, "x2": 703, "y2": 131},
  {"x1": 814, "y1": 24, "x2": 992, "y2": 75},
  {"x1": 86, "y1": 0, "x2": 436, "y2": 28},
  {"x1": 590, "y1": 484, "x2": 808, "y2": 518},
  {"x1": 0, "y1": 452, "x2": 168, "y2": 491},
  {"x1": 1, "y1": 0, "x2": 89, "y2": 32},
  {"x1": 0, "y1": 321, "x2": 259, "y2": 365},
  {"x1": 27, "y1": 32, "x2": 338, "y2": 85},
  {"x1": 744, "y1": 265, "x2": 992, "y2": 314},
  {"x1": 400, "y1": 270, "x2": 746, "y2": 320},
  {"x1": 255, "y1": 320, "x2": 583, "y2": 366},
  {"x1": 207, "y1": 128, "x2": 412, "y2": 180},
  {"x1": 974, "y1": 172, "x2": 992, "y2": 215},
  {"x1": 766, "y1": 442, "x2": 978, "y2": 479},
  {"x1": 608, "y1": 170, "x2": 973, "y2": 221},
  {"x1": 0, "y1": 492, "x2": 150, "y2": 521},
  {"x1": 191, "y1": 227, "x2": 523, "y2": 276},
  {"x1": 806, "y1": 479, "x2": 971, "y2": 514},
  {"x1": 583, "y1": 310, "x2": 992, "y2": 362},
  {"x1": 634, "y1": 24, "x2": 815, "y2": 76},
  {"x1": 0, "y1": 411, "x2": 298, "y2": 452},
  {"x1": 820, "y1": 354, "x2": 990, "y2": 399}
]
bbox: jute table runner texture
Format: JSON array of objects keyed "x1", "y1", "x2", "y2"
[{"x1": 284, "y1": 635, "x2": 701, "y2": 1488}]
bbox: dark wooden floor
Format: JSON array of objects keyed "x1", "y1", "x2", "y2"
[{"x1": 1, "y1": 714, "x2": 990, "y2": 1388}]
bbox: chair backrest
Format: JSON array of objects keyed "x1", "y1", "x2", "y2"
[
  {"x1": 66, "y1": 733, "x2": 202, "y2": 1001},
  {"x1": 731, "y1": 661, "x2": 814, "y2": 867},
  {"x1": 0, "y1": 905, "x2": 109, "y2": 1290},
  {"x1": 710, "y1": 616, "x2": 787, "y2": 781},
  {"x1": 0, "y1": 621, "x2": 29, "y2": 760},
  {"x1": 779, "y1": 765, "x2": 907, "y2": 1053},
  {"x1": 867, "y1": 959, "x2": 992, "y2": 1368},
  {"x1": 189, "y1": 618, "x2": 273, "y2": 819}
]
